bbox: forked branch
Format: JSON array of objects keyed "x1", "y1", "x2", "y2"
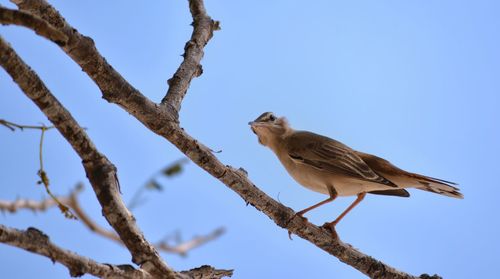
[{"x1": 4, "y1": 0, "x2": 440, "y2": 278}]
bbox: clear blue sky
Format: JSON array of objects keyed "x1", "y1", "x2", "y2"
[{"x1": 1, "y1": 0, "x2": 499, "y2": 278}]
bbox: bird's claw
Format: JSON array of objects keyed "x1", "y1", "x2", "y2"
[
  {"x1": 286, "y1": 212, "x2": 308, "y2": 241},
  {"x1": 287, "y1": 212, "x2": 309, "y2": 225},
  {"x1": 321, "y1": 222, "x2": 339, "y2": 238}
]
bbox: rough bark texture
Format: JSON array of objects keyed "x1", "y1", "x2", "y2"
[
  {"x1": 1, "y1": 0, "x2": 442, "y2": 278},
  {"x1": 0, "y1": 225, "x2": 152, "y2": 279},
  {"x1": 0, "y1": 6, "x2": 67, "y2": 43},
  {"x1": 160, "y1": 0, "x2": 219, "y2": 112},
  {"x1": 0, "y1": 225, "x2": 232, "y2": 279}
]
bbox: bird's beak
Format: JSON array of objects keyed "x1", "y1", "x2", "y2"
[
  {"x1": 248, "y1": 121, "x2": 260, "y2": 134},
  {"x1": 249, "y1": 121, "x2": 267, "y2": 128}
]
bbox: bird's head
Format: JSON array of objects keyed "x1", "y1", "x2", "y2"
[{"x1": 249, "y1": 112, "x2": 292, "y2": 147}]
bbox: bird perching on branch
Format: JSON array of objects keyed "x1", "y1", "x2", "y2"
[{"x1": 249, "y1": 112, "x2": 463, "y2": 235}]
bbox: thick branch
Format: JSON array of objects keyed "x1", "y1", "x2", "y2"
[
  {"x1": 0, "y1": 225, "x2": 152, "y2": 279},
  {"x1": 180, "y1": 265, "x2": 233, "y2": 279},
  {"x1": 160, "y1": 132, "x2": 434, "y2": 279},
  {"x1": 160, "y1": 0, "x2": 219, "y2": 112},
  {"x1": 7, "y1": 0, "x2": 437, "y2": 278},
  {"x1": 0, "y1": 37, "x2": 175, "y2": 278},
  {"x1": 0, "y1": 6, "x2": 67, "y2": 44},
  {"x1": 0, "y1": 225, "x2": 232, "y2": 279}
]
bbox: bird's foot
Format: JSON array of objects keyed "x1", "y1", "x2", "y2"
[
  {"x1": 286, "y1": 212, "x2": 308, "y2": 226},
  {"x1": 321, "y1": 222, "x2": 339, "y2": 238}
]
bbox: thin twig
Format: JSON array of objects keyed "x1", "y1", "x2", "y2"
[
  {"x1": 157, "y1": 228, "x2": 226, "y2": 257},
  {"x1": 0, "y1": 119, "x2": 54, "y2": 130}
]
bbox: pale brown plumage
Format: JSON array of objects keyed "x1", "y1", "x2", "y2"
[{"x1": 249, "y1": 112, "x2": 462, "y2": 233}]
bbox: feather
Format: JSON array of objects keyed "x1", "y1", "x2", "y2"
[{"x1": 286, "y1": 131, "x2": 397, "y2": 187}]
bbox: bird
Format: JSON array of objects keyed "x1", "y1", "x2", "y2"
[{"x1": 249, "y1": 112, "x2": 463, "y2": 234}]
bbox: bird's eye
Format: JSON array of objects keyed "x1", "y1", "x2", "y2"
[{"x1": 269, "y1": 114, "x2": 276, "y2": 121}]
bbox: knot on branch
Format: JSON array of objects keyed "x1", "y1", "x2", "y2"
[
  {"x1": 26, "y1": 227, "x2": 50, "y2": 244},
  {"x1": 180, "y1": 265, "x2": 233, "y2": 279},
  {"x1": 68, "y1": 263, "x2": 86, "y2": 277},
  {"x1": 420, "y1": 274, "x2": 443, "y2": 279}
]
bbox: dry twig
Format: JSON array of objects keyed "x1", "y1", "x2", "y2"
[{"x1": 0, "y1": 184, "x2": 226, "y2": 256}]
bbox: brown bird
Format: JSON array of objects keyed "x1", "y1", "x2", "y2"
[{"x1": 249, "y1": 112, "x2": 463, "y2": 234}]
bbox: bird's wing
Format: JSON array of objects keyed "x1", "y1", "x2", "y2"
[{"x1": 286, "y1": 131, "x2": 397, "y2": 187}]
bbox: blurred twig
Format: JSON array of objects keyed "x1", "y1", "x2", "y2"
[
  {"x1": 157, "y1": 227, "x2": 226, "y2": 257},
  {"x1": 128, "y1": 157, "x2": 189, "y2": 210},
  {"x1": 0, "y1": 184, "x2": 224, "y2": 256},
  {"x1": 1, "y1": 119, "x2": 53, "y2": 131}
]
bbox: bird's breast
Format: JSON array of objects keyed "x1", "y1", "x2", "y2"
[{"x1": 277, "y1": 154, "x2": 331, "y2": 195}]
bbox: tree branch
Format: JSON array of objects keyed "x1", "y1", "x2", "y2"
[
  {"x1": 0, "y1": 225, "x2": 152, "y2": 279},
  {"x1": 0, "y1": 225, "x2": 232, "y2": 279},
  {"x1": 180, "y1": 265, "x2": 233, "y2": 279},
  {"x1": 0, "y1": 6, "x2": 67, "y2": 44},
  {"x1": 160, "y1": 0, "x2": 220, "y2": 112},
  {"x1": 6, "y1": 0, "x2": 439, "y2": 278},
  {"x1": 0, "y1": 36, "x2": 175, "y2": 278},
  {"x1": 11, "y1": 0, "x2": 176, "y2": 124}
]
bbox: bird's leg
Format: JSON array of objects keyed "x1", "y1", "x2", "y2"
[
  {"x1": 296, "y1": 185, "x2": 338, "y2": 218},
  {"x1": 287, "y1": 186, "x2": 337, "y2": 240},
  {"x1": 322, "y1": 192, "x2": 366, "y2": 234}
]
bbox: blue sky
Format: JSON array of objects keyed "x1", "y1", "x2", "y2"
[{"x1": 1, "y1": 0, "x2": 499, "y2": 278}]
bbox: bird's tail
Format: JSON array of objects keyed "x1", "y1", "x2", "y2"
[{"x1": 410, "y1": 173, "x2": 464, "y2": 199}]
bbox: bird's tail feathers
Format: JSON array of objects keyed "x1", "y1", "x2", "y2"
[{"x1": 409, "y1": 173, "x2": 463, "y2": 199}]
